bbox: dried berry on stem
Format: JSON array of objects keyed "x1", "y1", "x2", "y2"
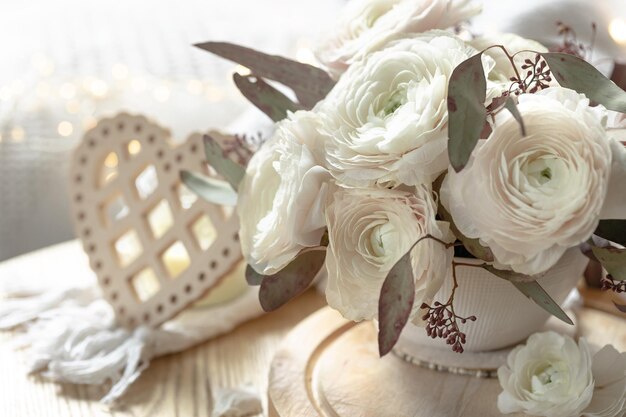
[
  {"x1": 601, "y1": 275, "x2": 626, "y2": 294},
  {"x1": 421, "y1": 262, "x2": 478, "y2": 353},
  {"x1": 509, "y1": 54, "x2": 552, "y2": 96}
]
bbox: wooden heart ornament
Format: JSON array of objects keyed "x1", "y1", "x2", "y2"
[{"x1": 69, "y1": 113, "x2": 241, "y2": 327}]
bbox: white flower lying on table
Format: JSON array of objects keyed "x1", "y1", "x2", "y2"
[
  {"x1": 498, "y1": 331, "x2": 626, "y2": 417},
  {"x1": 584, "y1": 344, "x2": 626, "y2": 417}
]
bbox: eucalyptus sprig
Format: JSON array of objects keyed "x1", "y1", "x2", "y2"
[
  {"x1": 195, "y1": 41, "x2": 335, "y2": 114},
  {"x1": 448, "y1": 48, "x2": 626, "y2": 172},
  {"x1": 421, "y1": 262, "x2": 478, "y2": 353},
  {"x1": 447, "y1": 46, "x2": 626, "y2": 317},
  {"x1": 377, "y1": 234, "x2": 456, "y2": 356}
]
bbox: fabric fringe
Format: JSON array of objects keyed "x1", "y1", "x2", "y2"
[
  {"x1": 0, "y1": 281, "x2": 263, "y2": 405},
  {"x1": 0, "y1": 285, "x2": 98, "y2": 330}
]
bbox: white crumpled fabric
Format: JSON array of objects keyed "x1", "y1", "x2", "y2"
[
  {"x1": 0, "y1": 109, "x2": 272, "y2": 405},
  {"x1": 212, "y1": 385, "x2": 263, "y2": 417},
  {"x1": 0, "y1": 278, "x2": 264, "y2": 405}
]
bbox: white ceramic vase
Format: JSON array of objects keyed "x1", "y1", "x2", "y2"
[{"x1": 397, "y1": 247, "x2": 588, "y2": 353}]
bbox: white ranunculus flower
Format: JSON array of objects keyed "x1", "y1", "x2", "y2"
[
  {"x1": 497, "y1": 332, "x2": 595, "y2": 417},
  {"x1": 237, "y1": 111, "x2": 330, "y2": 275},
  {"x1": 441, "y1": 87, "x2": 612, "y2": 275},
  {"x1": 583, "y1": 344, "x2": 626, "y2": 417},
  {"x1": 470, "y1": 33, "x2": 549, "y2": 84},
  {"x1": 318, "y1": 32, "x2": 490, "y2": 188},
  {"x1": 601, "y1": 116, "x2": 626, "y2": 220},
  {"x1": 324, "y1": 185, "x2": 453, "y2": 321},
  {"x1": 315, "y1": 0, "x2": 482, "y2": 79}
]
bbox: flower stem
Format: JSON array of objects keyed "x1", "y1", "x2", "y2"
[{"x1": 481, "y1": 45, "x2": 525, "y2": 91}]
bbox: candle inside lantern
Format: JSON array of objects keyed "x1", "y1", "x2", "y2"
[
  {"x1": 162, "y1": 241, "x2": 191, "y2": 278},
  {"x1": 193, "y1": 260, "x2": 249, "y2": 308},
  {"x1": 114, "y1": 173, "x2": 246, "y2": 308}
]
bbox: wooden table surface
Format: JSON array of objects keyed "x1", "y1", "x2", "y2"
[
  {"x1": 1, "y1": 242, "x2": 625, "y2": 417},
  {"x1": 0, "y1": 241, "x2": 326, "y2": 417},
  {"x1": 267, "y1": 306, "x2": 626, "y2": 417}
]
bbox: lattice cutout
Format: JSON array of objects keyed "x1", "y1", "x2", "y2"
[{"x1": 69, "y1": 113, "x2": 241, "y2": 327}]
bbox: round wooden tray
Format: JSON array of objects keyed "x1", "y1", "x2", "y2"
[{"x1": 268, "y1": 306, "x2": 626, "y2": 417}]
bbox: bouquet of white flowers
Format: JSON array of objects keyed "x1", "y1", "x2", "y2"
[{"x1": 185, "y1": 0, "x2": 626, "y2": 360}]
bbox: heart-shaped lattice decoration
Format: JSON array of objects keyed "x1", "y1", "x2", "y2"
[{"x1": 69, "y1": 113, "x2": 241, "y2": 327}]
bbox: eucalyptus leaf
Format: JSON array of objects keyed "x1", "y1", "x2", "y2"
[
  {"x1": 180, "y1": 170, "x2": 238, "y2": 206},
  {"x1": 486, "y1": 95, "x2": 508, "y2": 113},
  {"x1": 440, "y1": 206, "x2": 493, "y2": 261},
  {"x1": 591, "y1": 246, "x2": 626, "y2": 281},
  {"x1": 541, "y1": 53, "x2": 626, "y2": 113},
  {"x1": 258, "y1": 249, "x2": 326, "y2": 311},
  {"x1": 233, "y1": 73, "x2": 303, "y2": 122},
  {"x1": 447, "y1": 52, "x2": 487, "y2": 172},
  {"x1": 194, "y1": 41, "x2": 335, "y2": 108},
  {"x1": 245, "y1": 265, "x2": 264, "y2": 286},
  {"x1": 580, "y1": 235, "x2": 613, "y2": 262},
  {"x1": 503, "y1": 97, "x2": 526, "y2": 136},
  {"x1": 594, "y1": 220, "x2": 626, "y2": 246},
  {"x1": 482, "y1": 265, "x2": 541, "y2": 283},
  {"x1": 378, "y1": 249, "x2": 415, "y2": 357},
  {"x1": 203, "y1": 134, "x2": 245, "y2": 191},
  {"x1": 508, "y1": 280, "x2": 573, "y2": 325}
]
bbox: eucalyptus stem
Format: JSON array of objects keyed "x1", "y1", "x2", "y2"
[
  {"x1": 447, "y1": 262, "x2": 485, "y2": 312},
  {"x1": 482, "y1": 45, "x2": 525, "y2": 91},
  {"x1": 408, "y1": 234, "x2": 456, "y2": 252},
  {"x1": 452, "y1": 261, "x2": 487, "y2": 269},
  {"x1": 421, "y1": 260, "x2": 477, "y2": 353}
]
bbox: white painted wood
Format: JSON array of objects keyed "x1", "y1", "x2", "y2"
[{"x1": 69, "y1": 113, "x2": 241, "y2": 327}]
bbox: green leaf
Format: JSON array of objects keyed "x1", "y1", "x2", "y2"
[
  {"x1": 503, "y1": 97, "x2": 526, "y2": 136},
  {"x1": 594, "y1": 220, "x2": 626, "y2": 246},
  {"x1": 378, "y1": 249, "x2": 415, "y2": 357},
  {"x1": 541, "y1": 53, "x2": 626, "y2": 113},
  {"x1": 258, "y1": 249, "x2": 326, "y2": 311},
  {"x1": 180, "y1": 170, "x2": 238, "y2": 206},
  {"x1": 203, "y1": 134, "x2": 245, "y2": 191},
  {"x1": 447, "y1": 52, "x2": 487, "y2": 172},
  {"x1": 580, "y1": 236, "x2": 612, "y2": 262},
  {"x1": 245, "y1": 265, "x2": 264, "y2": 286},
  {"x1": 506, "y1": 279, "x2": 573, "y2": 325},
  {"x1": 482, "y1": 265, "x2": 542, "y2": 283},
  {"x1": 194, "y1": 41, "x2": 335, "y2": 109},
  {"x1": 591, "y1": 246, "x2": 626, "y2": 281},
  {"x1": 233, "y1": 73, "x2": 303, "y2": 122}
]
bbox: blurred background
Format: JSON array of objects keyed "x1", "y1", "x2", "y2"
[{"x1": 0, "y1": 0, "x2": 625, "y2": 261}]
